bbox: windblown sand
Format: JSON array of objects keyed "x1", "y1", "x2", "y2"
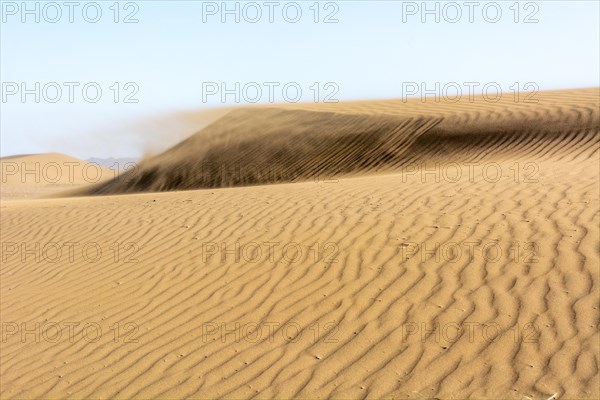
[{"x1": 1, "y1": 89, "x2": 598, "y2": 399}]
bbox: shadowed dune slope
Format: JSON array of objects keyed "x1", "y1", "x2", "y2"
[
  {"x1": 83, "y1": 88, "x2": 600, "y2": 194},
  {"x1": 84, "y1": 112, "x2": 442, "y2": 193}
]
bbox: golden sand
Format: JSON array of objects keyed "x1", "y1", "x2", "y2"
[{"x1": 1, "y1": 88, "x2": 598, "y2": 399}]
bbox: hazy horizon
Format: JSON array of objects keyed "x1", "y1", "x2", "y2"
[{"x1": 2, "y1": 0, "x2": 599, "y2": 159}]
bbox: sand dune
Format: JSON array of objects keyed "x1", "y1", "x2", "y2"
[
  {"x1": 0, "y1": 153, "x2": 114, "y2": 200},
  {"x1": 83, "y1": 88, "x2": 599, "y2": 194},
  {"x1": 0, "y1": 88, "x2": 599, "y2": 399}
]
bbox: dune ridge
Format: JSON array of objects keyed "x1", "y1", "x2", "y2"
[{"x1": 83, "y1": 89, "x2": 599, "y2": 194}]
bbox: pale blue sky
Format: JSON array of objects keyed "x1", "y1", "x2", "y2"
[{"x1": 1, "y1": 0, "x2": 599, "y2": 158}]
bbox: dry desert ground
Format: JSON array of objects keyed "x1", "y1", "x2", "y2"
[{"x1": 0, "y1": 88, "x2": 599, "y2": 399}]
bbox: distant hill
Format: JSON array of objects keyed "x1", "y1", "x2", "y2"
[
  {"x1": 1, "y1": 153, "x2": 114, "y2": 199},
  {"x1": 86, "y1": 157, "x2": 140, "y2": 170}
]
